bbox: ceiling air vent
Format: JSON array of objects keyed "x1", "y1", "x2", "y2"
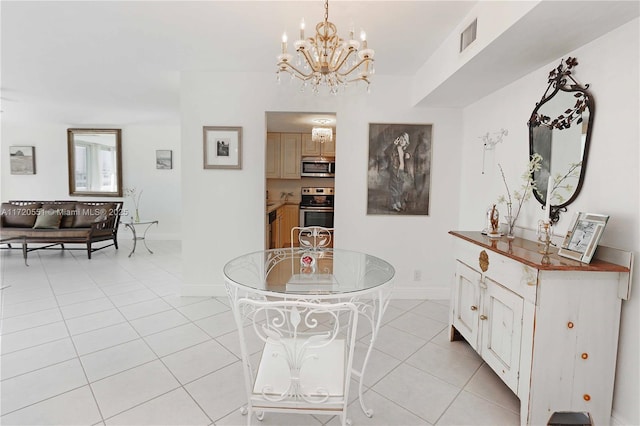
[{"x1": 460, "y1": 19, "x2": 477, "y2": 52}]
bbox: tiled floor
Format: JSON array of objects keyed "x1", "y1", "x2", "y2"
[{"x1": 0, "y1": 241, "x2": 520, "y2": 425}]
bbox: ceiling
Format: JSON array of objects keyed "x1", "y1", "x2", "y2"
[
  {"x1": 0, "y1": 0, "x2": 476, "y2": 126},
  {"x1": 2, "y1": 1, "x2": 638, "y2": 129}
]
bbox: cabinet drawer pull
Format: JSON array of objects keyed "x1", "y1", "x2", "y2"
[
  {"x1": 470, "y1": 305, "x2": 478, "y2": 311},
  {"x1": 583, "y1": 394, "x2": 591, "y2": 401},
  {"x1": 567, "y1": 322, "x2": 575, "y2": 329},
  {"x1": 581, "y1": 353, "x2": 589, "y2": 360},
  {"x1": 480, "y1": 314, "x2": 488, "y2": 321}
]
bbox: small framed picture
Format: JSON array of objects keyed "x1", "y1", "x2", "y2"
[
  {"x1": 203, "y1": 126, "x2": 242, "y2": 169},
  {"x1": 10, "y1": 146, "x2": 36, "y2": 175},
  {"x1": 156, "y1": 150, "x2": 172, "y2": 169},
  {"x1": 558, "y1": 212, "x2": 609, "y2": 263}
]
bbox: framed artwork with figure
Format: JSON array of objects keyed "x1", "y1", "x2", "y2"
[{"x1": 367, "y1": 123, "x2": 432, "y2": 215}]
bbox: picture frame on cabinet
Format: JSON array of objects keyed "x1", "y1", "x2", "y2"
[
  {"x1": 203, "y1": 126, "x2": 242, "y2": 169},
  {"x1": 10, "y1": 146, "x2": 36, "y2": 175},
  {"x1": 558, "y1": 212, "x2": 609, "y2": 263},
  {"x1": 156, "y1": 150, "x2": 172, "y2": 169},
  {"x1": 367, "y1": 123, "x2": 432, "y2": 215}
]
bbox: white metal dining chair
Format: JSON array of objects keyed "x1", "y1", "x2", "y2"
[
  {"x1": 291, "y1": 226, "x2": 333, "y2": 249},
  {"x1": 233, "y1": 298, "x2": 359, "y2": 426}
]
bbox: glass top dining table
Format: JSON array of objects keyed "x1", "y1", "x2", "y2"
[
  {"x1": 223, "y1": 247, "x2": 395, "y2": 297},
  {"x1": 223, "y1": 247, "x2": 395, "y2": 419}
]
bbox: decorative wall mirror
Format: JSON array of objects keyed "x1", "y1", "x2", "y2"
[
  {"x1": 528, "y1": 57, "x2": 594, "y2": 223},
  {"x1": 67, "y1": 128, "x2": 122, "y2": 197}
]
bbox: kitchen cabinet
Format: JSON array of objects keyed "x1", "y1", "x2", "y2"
[
  {"x1": 266, "y1": 133, "x2": 281, "y2": 178},
  {"x1": 280, "y1": 134, "x2": 301, "y2": 179},
  {"x1": 270, "y1": 207, "x2": 283, "y2": 249},
  {"x1": 280, "y1": 204, "x2": 299, "y2": 247},
  {"x1": 301, "y1": 133, "x2": 336, "y2": 157},
  {"x1": 266, "y1": 133, "x2": 301, "y2": 179},
  {"x1": 449, "y1": 231, "x2": 631, "y2": 426},
  {"x1": 268, "y1": 203, "x2": 299, "y2": 249}
]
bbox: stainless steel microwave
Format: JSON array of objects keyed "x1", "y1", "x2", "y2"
[{"x1": 301, "y1": 157, "x2": 335, "y2": 178}]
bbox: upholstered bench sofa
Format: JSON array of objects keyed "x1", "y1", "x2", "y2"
[{"x1": 0, "y1": 200, "x2": 123, "y2": 259}]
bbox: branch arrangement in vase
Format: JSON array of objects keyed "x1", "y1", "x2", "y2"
[
  {"x1": 497, "y1": 153, "x2": 542, "y2": 237},
  {"x1": 124, "y1": 187, "x2": 143, "y2": 222}
]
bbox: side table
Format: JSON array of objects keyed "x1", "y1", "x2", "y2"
[{"x1": 121, "y1": 220, "x2": 158, "y2": 257}]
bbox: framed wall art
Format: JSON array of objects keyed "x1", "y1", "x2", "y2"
[
  {"x1": 156, "y1": 150, "x2": 172, "y2": 169},
  {"x1": 203, "y1": 126, "x2": 242, "y2": 169},
  {"x1": 10, "y1": 146, "x2": 36, "y2": 175},
  {"x1": 558, "y1": 212, "x2": 609, "y2": 263},
  {"x1": 367, "y1": 123, "x2": 432, "y2": 215}
]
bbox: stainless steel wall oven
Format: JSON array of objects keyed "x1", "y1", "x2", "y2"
[{"x1": 299, "y1": 187, "x2": 334, "y2": 228}]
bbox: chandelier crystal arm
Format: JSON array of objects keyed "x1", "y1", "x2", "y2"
[
  {"x1": 298, "y1": 47, "x2": 321, "y2": 73},
  {"x1": 337, "y1": 56, "x2": 374, "y2": 78},
  {"x1": 331, "y1": 49, "x2": 359, "y2": 75},
  {"x1": 278, "y1": 60, "x2": 315, "y2": 81}
]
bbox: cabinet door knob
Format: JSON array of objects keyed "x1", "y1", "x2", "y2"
[
  {"x1": 470, "y1": 305, "x2": 478, "y2": 311},
  {"x1": 480, "y1": 314, "x2": 488, "y2": 321}
]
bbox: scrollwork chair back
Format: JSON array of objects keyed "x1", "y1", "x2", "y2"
[{"x1": 291, "y1": 226, "x2": 333, "y2": 249}]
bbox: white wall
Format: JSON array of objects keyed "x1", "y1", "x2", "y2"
[
  {"x1": 121, "y1": 125, "x2": 181, "y2": 240},
  {"x1": 1, "y1": 123, "x2": 182, "y2": 239},
  {"x1": 460, "y1": 19, "x2": 639, "y2": 425},
  {"x1": 180, "y1": 72, "x2": 462, "y2": 299}
]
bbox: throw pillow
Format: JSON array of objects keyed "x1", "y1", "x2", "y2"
[
  {"x1": 1, "y1": 202, "x2": 42, "y2": 228},
  {"x1": 42, "y1": 203, "x2": 76, "y2": 228},
  {"x1": 33, "y1": 208, "x2": 63, "y2": 229},
  {"x1": 73, "y1": 203, "x2": 115, "y2": 227}
]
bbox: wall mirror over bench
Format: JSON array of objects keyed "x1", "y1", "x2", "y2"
[{"x1": 67, "y1": 128, "x2": 123, "y2": 197}]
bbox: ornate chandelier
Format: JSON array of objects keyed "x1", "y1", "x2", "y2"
[
  {"x1": 276, "y1": 0, "x2": 375, "y2": 94},
  {"x1": 312, "y1": 126, "x2": 333, "y2": 144}
]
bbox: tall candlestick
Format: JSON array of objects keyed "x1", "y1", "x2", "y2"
[{"x1": 545, "y1": 178, "x2": 553, "y2": 222}]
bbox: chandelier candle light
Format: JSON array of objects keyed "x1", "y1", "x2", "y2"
[{"x1": 276, "y1": 0, "x2": 375, "y2": 94}]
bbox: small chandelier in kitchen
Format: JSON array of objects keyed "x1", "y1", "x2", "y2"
[
  {"x1": 276, "y1": 0, "x2": 375, "y2": 95},
  {"x1": 312, "y1": 126, "x2": 333, "y2": 144}
]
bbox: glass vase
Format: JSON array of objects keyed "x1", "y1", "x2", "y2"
[
  {"x1": 505, "y1": 202, "x2": 516, "y2": 239},
  {"x1": 135, "y1": 209, "x2": 140, "y2": 222},
  {"x1": 504, "y1": 216, "x2": 516, "y2": 239}
]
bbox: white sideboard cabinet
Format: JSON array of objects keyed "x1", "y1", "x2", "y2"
[{"x1": 449, "y1": 231, "x2": 632, "y2": 426}]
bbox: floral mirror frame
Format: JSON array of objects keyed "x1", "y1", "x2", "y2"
[
  {"x1": 67, "y1": 128, "x2": 123, "y2": 197},
  {"x1": 528, "y1": 57, "x2": 594, "y2": 223}
]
